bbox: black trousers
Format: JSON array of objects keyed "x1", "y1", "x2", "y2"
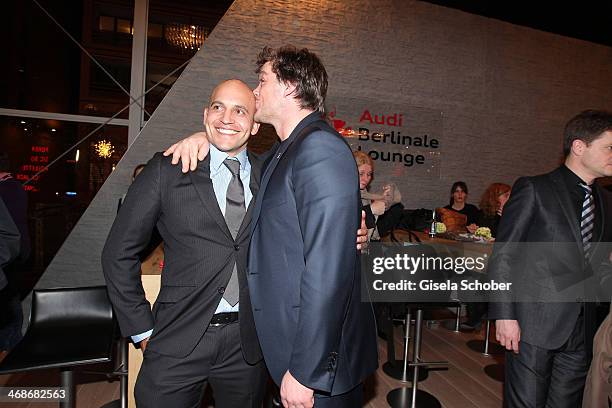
[
  {"x1": 504, "y1": 315, "x2": 589, "y2": 408},
  {"x1": 135, "y1": 321, "x2": 266, "y2": 408}
]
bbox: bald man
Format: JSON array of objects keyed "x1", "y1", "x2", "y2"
[{"x1": 103, "y1": 80, "x2": 266, "y2": 408}]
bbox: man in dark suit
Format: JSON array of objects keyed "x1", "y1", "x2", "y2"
[
  {"x1": 102, "y1": 79, "x2": 267, "y2": 407},
  {"x1": 0, "y1": 199, "x2": 21, "y2": 292},
  {"x1": 247, "y1": 46, "x2": 377, "y2": 408},
  {"x1": 488, "y1": 110, "x2": 612, "y2": 407},
  {"x1": 0, "y1": 159, "x2": 30, "y2": 352}
]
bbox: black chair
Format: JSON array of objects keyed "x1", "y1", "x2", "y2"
[{"x1": 0, "y1": 286, "x2": 118, "y2": 408}]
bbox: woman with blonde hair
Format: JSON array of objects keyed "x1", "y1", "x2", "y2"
[{"x1": 353, "y1": 151, "x2": 402, "y2": 240}]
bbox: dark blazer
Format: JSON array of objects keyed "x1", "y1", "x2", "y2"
[
  {"x1": 488, "y1": 167, "x2": 612, "y2": 350},
  {"x1": 0, "y1": 176, "x2": 30, "y2": 262},
  {"x1": 0, "y1": 199, "x2": 21, "y2": 290},
  {"x1": 102, "y1": 152, "x2": 262, "y2": 363},
  {"x1": 247, "y1": 113, "x2": 378, "y2": 394}
]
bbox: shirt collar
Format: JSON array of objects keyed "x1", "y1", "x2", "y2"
[
  {"x1": 209, "y1": 144, "x2": 249, "y2": 175},
  {"x1": 282, "y1": 110, "x2": 323, "y2": 145},
  {"x1": 561, "y1": 164, "x2": 590, "y2": 189}
]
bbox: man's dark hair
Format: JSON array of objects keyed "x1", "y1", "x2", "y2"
[
  {"x1": 256, "y1": 45, "x2": 328, "y2": 113},
  {"x1": 563, "y1": 110, "x2": 612, "y2": 156}
]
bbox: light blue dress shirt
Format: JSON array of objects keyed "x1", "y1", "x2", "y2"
[{"x1": 131, "y1": 145, "x2": 252, "y2": 343}]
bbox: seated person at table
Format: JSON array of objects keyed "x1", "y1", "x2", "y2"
[
  {"x1": 476, "y1": 183, "x2": 511, "y2": 238},
  {"x1": 443, "y1": 181, "x2": 479, "y2": 233},
  {"x1": 461, "y1": 184, "x2": 511, "y2": 330},
  {"x1": 354, "y1": 151, "x2": 403, "y2": 240}
]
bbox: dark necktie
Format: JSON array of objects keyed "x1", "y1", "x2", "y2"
[
  {"x1": 223, "y1": 158, "x2": 245, "y2": 306},
  {"x1": 579, "y1": 183, "x2": 595, "y2": 258}
]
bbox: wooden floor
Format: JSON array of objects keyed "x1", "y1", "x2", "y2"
[{"x1": 0, "y1": 317, "x2": 504, "y2": 407}]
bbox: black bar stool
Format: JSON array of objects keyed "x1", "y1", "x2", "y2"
[
  {"x1": 386, "y1": 306, "x2": 449, "y2": 408},
  {"x1": 100, "y1": 337, "x2": 129, "y2": 408},
  {"x1": 466, "y1": 319, "x2": 505, "y2": 356},
  {"x1": 442, "y1": 301, "x2": 463, "y2": 332},
  {"x1": 383, "y1": 307, "x2": 427, "y2": 382}
]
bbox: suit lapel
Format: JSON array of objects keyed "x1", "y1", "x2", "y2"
[
  {"x1": 591, "y1": 183, "x2": 608, "y2": 257},
  {"x1": 250, "y1": 112, "x2": 325, "y2": 231},
  {"x1": 592, "y1": 184, "x2": 606, "y2": 243},
  {"x1": 548, "y1": 169, "x2": 583, "y2": 254},
  {"x1": 189, "y1": 156, "x2": 233, "y2": 241},
  {"x1": 250, "y1": 135, "x2": 300, "y2": 231},
  {"x1": 586, "y1": 184, "x2": 607, "y2": 260}
]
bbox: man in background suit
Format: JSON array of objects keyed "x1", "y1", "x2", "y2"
[
  {"x1": 247, "y1": 46, "x2": 377, "y2": 408},
  {"x1": 0, "y1": 199, "x2": 20, "y2": 292},
  {"x1": 0, "y1": 158, "x2": 30, "y2": 352},
  {"x1": 103, "y1": 79, "x2": 266, "y2": 407},
  {"x1": 488, "y1": 110, "x2": 612, "y2": 407}
]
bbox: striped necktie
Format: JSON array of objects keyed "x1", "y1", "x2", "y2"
[{"x1": 579, "y1": 183, "x2": 595, "y2": 258}]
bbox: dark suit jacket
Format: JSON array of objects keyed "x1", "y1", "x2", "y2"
[
  {"x1": 0, "y1": 177, "x2": 30, "y2": 263},
  {"x1": 247, "y1": 112, "x2": 378, "y2": 394},
  {"x1": 0, "y1": 199, "x2": 21, "y2": 290},
  {"x1": 488, "y1": 167, "x2": 612, "y2": 350},
  {"x1": 102, "y1": 152, "x2": 262, "y2": 363}
]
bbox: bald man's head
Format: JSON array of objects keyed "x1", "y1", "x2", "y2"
[{"x1": 203, "y1": 79, "x2": 260, "y2": 157}]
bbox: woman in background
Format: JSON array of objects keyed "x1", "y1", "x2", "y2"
[
  {"x1": 354, "y1": 150, "x2": 403, "y2": 341},
  {"x1": 461, "y1": 182, "x2": 511, "y2": 330},
  {"x1": 444, "y1": 181, "x2": 480, "y2": 233},
  {"x1": 353, "y1": 151, "x2": 402, "y2": 240},
  {"x1": 477, "y1": 183, "x2": 511, "y2": 238}
]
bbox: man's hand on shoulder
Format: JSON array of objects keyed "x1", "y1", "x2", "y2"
[
  {"x1": 163, "y1": 131, "x2": 209, "y2": 173},
  {"x1": 496, "y1": 319, "x2": 520, "y2": 353},
  {"x1": 280, "y1": 370, "x2": 314, "y2": 408}
]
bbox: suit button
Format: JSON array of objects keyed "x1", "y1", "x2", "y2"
[
  {"x1": 218, "y1": 287, "x2": 225, "y2": 294},
  {"x1": 234, "y1": 245, "x2": 240, "y2": 251}
]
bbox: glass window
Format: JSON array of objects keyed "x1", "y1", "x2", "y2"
[
  {"x1": 117, "y1": 18, "x2": 132, "y2": 35},
  {"x1": 98, "y1": 15, "x2": 115, "y2": 32},
  {"x1": 90, "y1": 59, "x2": 131, "y2": 93},
  {"x1": 148, "y1": 23, "x2": 163, "y2": 38}
]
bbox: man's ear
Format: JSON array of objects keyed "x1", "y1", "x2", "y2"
[
  {"x1": 251, "y1": 122, "x2": 261, "y2": 135},
  {"x1": 571, "y1": 139, "x2": 586, "y2": 156},
  {"x1": 283, "y1": 81, "x2": 297, "y2": 99},
  {"x1": 203, "y1": 107, "x2": 208, "y2": 126}
]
